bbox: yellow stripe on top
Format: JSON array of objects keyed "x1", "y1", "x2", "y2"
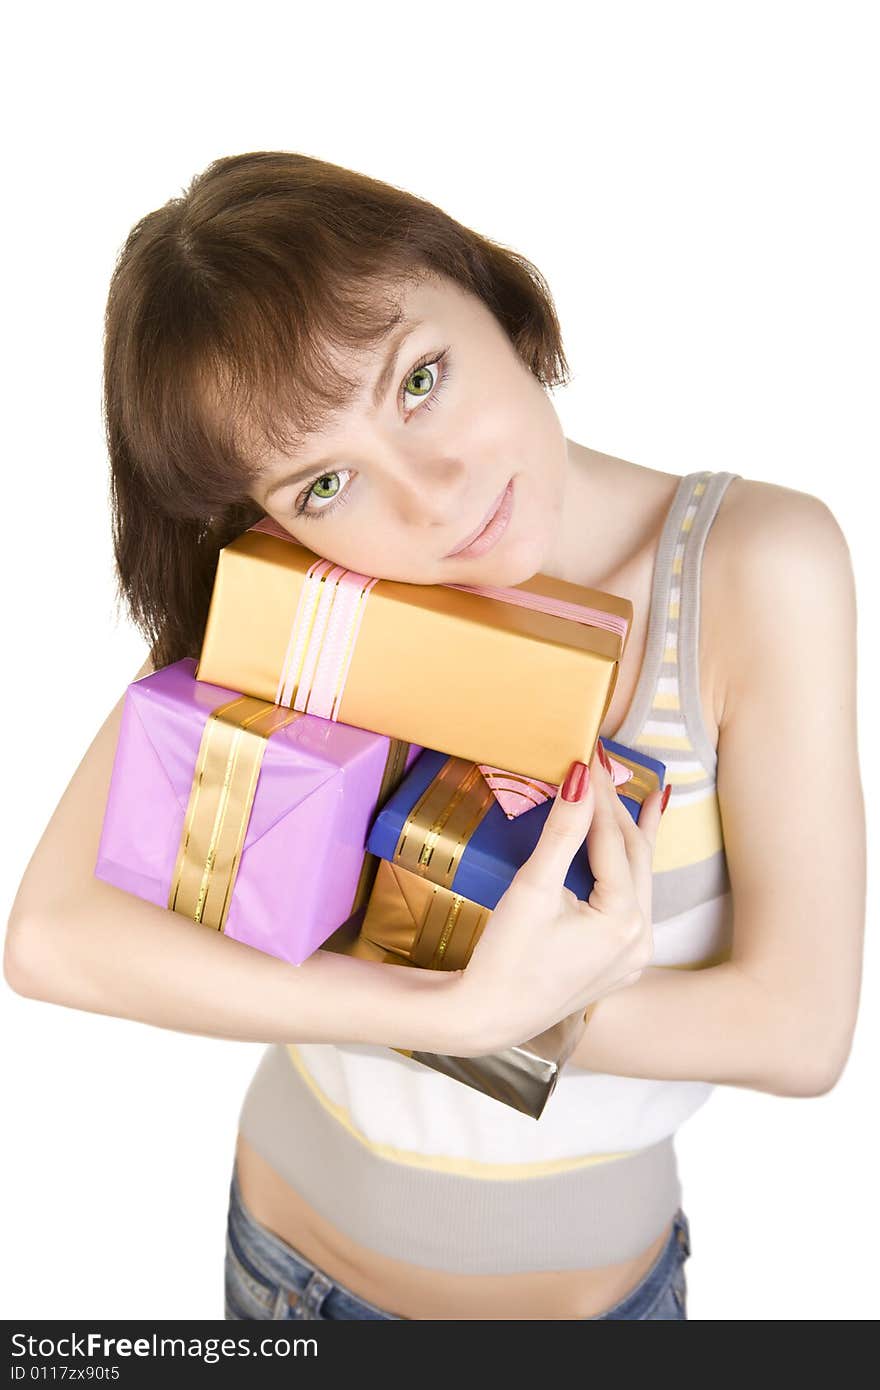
[
  {"x1": 635, "y1": 730, "x2": 695, "y2": 752},
  {"x1": 651, "y1": 791, "x2": 725, "y2": 871},
  {"x1": 667, "y1": 765, "x2": 712, "y2": 786}
]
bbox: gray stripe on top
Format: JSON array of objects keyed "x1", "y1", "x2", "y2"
[
  {"x1": 237, "y1": 1042, "x2": 682, "y2": 1274},
  {"x1": 678, "y1": 471, "x2": 741, "y2": 772},
  {"x1": 612, "y1": 470, "x2": 697, "y2": 749},
  {"x1": 614, "y1": 470, "x2": 741, "y2": 775},
  {"x1": 652, "y1": 850, "x2": 731, "y2": 922}
]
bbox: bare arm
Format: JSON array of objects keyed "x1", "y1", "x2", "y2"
[
  {"x1": 3, "y1": 656, "x2": 474, "y2": 1056},
  {"x1": 569, "y1": 483, "x2": 865, "y2": 1098}
]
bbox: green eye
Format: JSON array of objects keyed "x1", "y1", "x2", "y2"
[
  {"x1": 404, "y1": 364, "x2": 435, "y2": 398},
  {"x1": 311, "y1": 475, "x2": 341, "y2": 500},
  {"x1": 294, "y1": 466, "x2": 353, "y2": 519}
]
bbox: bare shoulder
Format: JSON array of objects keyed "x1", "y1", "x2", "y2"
[
  {"x1": 702, "y1": 476, "x2": 856, "y2": 721},
  {"x1": 705, "y1": 474, "x2": 854, "y2": 601},
  {"x1": 708, "y1": 475, "x2": 850, "y2": 554}
]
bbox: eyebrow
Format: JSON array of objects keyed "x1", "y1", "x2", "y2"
[{"x1": 262, "y1": 318, "x2": 424, "y2": 502}]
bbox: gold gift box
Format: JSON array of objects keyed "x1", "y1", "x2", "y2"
[
  {"x1": 320, "y1": 863, "x2": 586, "y2": 1120},
  {"x1": 196, "y1": 522, "x2": 632, "y2": 787},
  {"x1": 360, "y1": 857, "x2": 490, "y2": 969}
]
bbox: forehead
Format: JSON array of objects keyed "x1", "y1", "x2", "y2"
[
  {"x1": 267, "y1": 279, "x2": 469, "y2": 440},
  {"x1": 230, "y1": 271, "x2": 482, "y2": 489}
]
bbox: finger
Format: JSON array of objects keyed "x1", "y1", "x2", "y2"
[
  {"x1": 605, "y1": 758, "x2": 644, "y2": 851},
  {"x1": 602, "y1": 744, "x2": 665, "y2": 861},
  {"x1": 615, "y1": 773, "x2": 669, "y2": 923},
  {"x1": 513, "y1": 758, "x2": 596, "y2": 895},
  {"x1": 634, "y1": 780, "x2": 669, "y2": 852},
  {"x1": 606, "y1": 779, "x2": 656, "y2": 909},
  {"x1": 582, "y1": 743, "x2": 631, "y2": 905}
]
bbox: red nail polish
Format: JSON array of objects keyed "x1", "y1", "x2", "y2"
[
  {"x1": 596, "y1": 739, "x2": 611, "y2": 774},
  {"x1": 562, "y1": 760, "x2": 590, "y2": 802},
  {"x1": 660, "y1": 784, "x2": 672, "y2": 814}
]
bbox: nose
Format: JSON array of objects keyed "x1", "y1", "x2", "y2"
[{"x1": 385, "y1": 456, "x2": 471, "y2": 529}]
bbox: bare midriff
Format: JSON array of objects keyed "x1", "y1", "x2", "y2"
[{"x1": 233, "y1": 1132, "x2": 672, "y2": 1320}]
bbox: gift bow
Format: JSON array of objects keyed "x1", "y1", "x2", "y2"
[{"x1": 478, "y1": 755, "x2": 633, "y2": 819}]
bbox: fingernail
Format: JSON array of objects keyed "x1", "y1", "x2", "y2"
[
  {"x1": 596, "y1": 739, "x2": 611, "y2": 774},
  {"x1": 561, "y1": 760, "x2": 590, "y2": 802},
  {"x1": 660, "y1": 784, "x2": 672, "y2": 815}
]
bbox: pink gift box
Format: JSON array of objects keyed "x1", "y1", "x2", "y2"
[{"x1": 94, "y1": 658, "x2": 421, "y2": 965}]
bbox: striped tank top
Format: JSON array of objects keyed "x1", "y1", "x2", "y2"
[{"x1": 236, "y1": 469, "x2": 741, "y2": 1274}]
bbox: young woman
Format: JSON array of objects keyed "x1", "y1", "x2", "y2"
[{"x1": 4, "y1": 151, "x2": 864, "y2": 1322}]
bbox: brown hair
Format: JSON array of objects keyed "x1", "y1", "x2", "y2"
[{"x1": 104, "y1": 150, "x2": 572, "y2": 669}]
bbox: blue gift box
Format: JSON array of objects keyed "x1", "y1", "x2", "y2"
[{"x1": 366, "y1": 737, "x2": 666, "y2": 911}]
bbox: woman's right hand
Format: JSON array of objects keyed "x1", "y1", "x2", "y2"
[{"x1": 453, "y1": 741, "x2": 664, "y2": 1055}]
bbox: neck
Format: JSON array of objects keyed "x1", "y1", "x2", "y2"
[{"x1": 540, "y1": 441, "x2": 680, "y2": 591}]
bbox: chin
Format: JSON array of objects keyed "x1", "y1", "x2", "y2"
[{"x1": 455, "y1": 535, "x2": 546, "y2": 588}]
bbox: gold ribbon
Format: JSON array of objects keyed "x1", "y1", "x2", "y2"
[
  {"x1": 391, "y1": 756, "x2": 497, "y2": 888},
  {"x1": 168, "y1": 697, "x2": 302, "y2": 931},
  {"x1": 169, "y1": 693, "x2": 412, "y2": 934},
  {"x1": 345, "y1": 737, "x2": 415, "y2": 921},
  {"x1": 360, "y1": 860, "x2": 490, "y2": 971}
]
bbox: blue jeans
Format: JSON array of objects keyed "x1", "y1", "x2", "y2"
[{"x1": 224, "y1": 1162, "x2": 691, "y2": 1320}]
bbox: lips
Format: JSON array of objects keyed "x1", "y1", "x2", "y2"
[{"x1": 444, "y1": 481, "x2": 511, "y2": 558}]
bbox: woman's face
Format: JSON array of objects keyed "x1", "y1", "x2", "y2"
[{"x1": 250, "y1": 273, "x2": 570, "y2": 586}]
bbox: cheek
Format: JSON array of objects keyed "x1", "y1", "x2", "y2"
[
  {"x1": 523, "y1": 388, "x2": 567, "y2": 473},
  {"x1": 262, "y1": 509, "x2": 301, "y2": 540},
  {"x1": 457, "y1": 390, "x2": 526, "y2": 463},
  {"x1": 498, "y1": 369, "x2": 555, "y2": 445},
  {"x1": 314, "y1": 503, "x2": 401, "y2": 567}
]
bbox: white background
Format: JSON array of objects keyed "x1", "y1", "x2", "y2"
[{"x1": 2, "y1": 0, "x2": 876, "y2": 1321}]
